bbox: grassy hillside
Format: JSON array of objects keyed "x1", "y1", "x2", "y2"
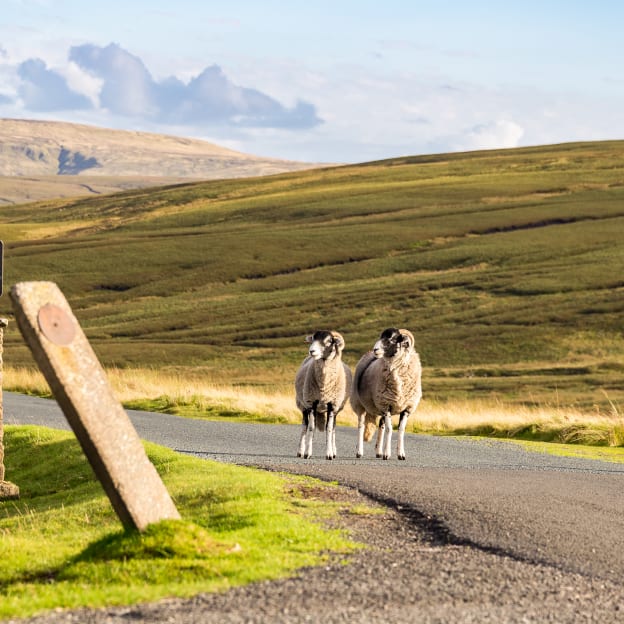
[
  {"x1": 1, "y1": 141, "x2": 623, "y2": 412},
  {"x1": 0, "y1": 174, "x2": 196, "y2": 206}
]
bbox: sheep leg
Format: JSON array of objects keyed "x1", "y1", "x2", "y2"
[
  {"x1": 325, "y1": 402, "x2": 336, "y2": 460},
  {"x1": 298, "y1": 408, "x2": 311, "y2": 457},
  {"x1": 375, "y1": 415, "x2": 385, "y2": 459},
  {"x1": 382, "y1": 412, "x2": 393, "y2": 460},
  {"x1": 397, "y1": 409, "x2": 409, "y2": 460},
  {"x1": 304, "y1": 403, "x2": 317, "y2": 459},
  {"x1": 356, "y1": 412, "x2": 365, "y2": 458}
]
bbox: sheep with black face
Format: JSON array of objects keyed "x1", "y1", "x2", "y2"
[
  {"x1": 351, "y1": 328, "x2": 422, "y2": 460},
  {"x1": 295, "y1": 330, "x2": 352, "y2": 460}
]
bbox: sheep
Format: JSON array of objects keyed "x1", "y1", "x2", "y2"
[
  {"x1": 350, "y1": 328, "x2": 422, "y2": 460},
  {"x1": 295, "y1": 330, "x2": 352, "y2": 460}
]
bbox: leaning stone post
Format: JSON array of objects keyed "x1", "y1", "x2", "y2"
[
  {"x1": 0, "y1": 317, "x2": 20, "y2": 500},
  {"x1": 10, "y1": 282, "x2": 180, "y2": 530}
]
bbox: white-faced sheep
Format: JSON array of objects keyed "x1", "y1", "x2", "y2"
[
  {"x1": 350, "y1": 328, "x2": 422, "y2": 460},
  {"x1": 295, "y1": 330, "x2": 352, "y2": 460}
]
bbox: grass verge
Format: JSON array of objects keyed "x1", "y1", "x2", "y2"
[
  {"x1": 0, "y1": 425, "x2": 360, "y2": 619},
  {"x1": 5, "y1": 365, "x2": 624, "y2": 447},
  {"x1": 412, "y1": 398, "x2": 624, "y2": 447},
  {"x1": 501, "y1": 438, "x2": 624, "y2": 464}
]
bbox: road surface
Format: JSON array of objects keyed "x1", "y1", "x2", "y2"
[{"x1": 3, "y1": 391, "x2": 624, "y2": 623}]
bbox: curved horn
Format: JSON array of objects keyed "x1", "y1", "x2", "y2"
[
  {"x1": 398, "y1": 329, "x2": 414, "y2": 349},
  {"x1": 330, "y1": 330, "x2": 345, "y2": 351}
]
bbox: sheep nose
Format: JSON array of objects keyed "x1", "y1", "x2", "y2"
[
  {"x1": 309, "y1": 346, "x2": 322, "y2": 358},
  {"x1": 372, "y1": 341, "x2": 384, "y2": 358}
]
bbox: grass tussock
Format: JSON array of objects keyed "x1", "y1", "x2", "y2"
[{"x1": 0, "y1": 425, "x2": 360, "y2": 619}]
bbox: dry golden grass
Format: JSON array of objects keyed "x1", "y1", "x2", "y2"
[
  {"x1": 3, "y1": 366, "x2": 623, "y2": 445},
  {"x1": 413, "y1": 398, "x2": 623, "y2": 443},
  {"x1": 109, "y1": 367, "x2": 301, "y2": 422},
  {"x1": 2, "y1": 366, "x2": 301, "y2": 423},
  {"x1": 3, "y1": 366, "x2": 50, "y2": 395}
]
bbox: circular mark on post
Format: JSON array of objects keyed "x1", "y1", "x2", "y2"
[{"x1": 38, "y1": 303, "x2": 76, "y2": 346}]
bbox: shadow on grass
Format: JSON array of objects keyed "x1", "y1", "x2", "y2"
[{"x1": 74, "y1": 519, "x2": 228, "y2": 562}]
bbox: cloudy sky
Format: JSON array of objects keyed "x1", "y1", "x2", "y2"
[{"x1": 1, "y1": 0, "x2": 623, "y2": 163}]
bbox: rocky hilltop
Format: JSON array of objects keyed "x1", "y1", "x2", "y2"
[
  {"x1": 0, "y1": 118, "x2": 327, "y2": 204},
  {"x1": 0, "y1": 118, "x2": 319, "y2": 178}
]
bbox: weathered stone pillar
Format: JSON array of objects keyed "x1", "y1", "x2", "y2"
[
  {"x1": 0, "y1": 317, "x2": 20, "y2": 499},
  {"x1": 10, "y1": 282, "x2": 179, "y2": 530}
]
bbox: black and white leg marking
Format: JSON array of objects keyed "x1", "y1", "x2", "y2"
[
  {"x1": 325, "y1": 402, "x2": 336, "y2": 460},
  {"x1": 382, "y1": 412, "x2": 393, "y2": 460},
  {"x1": 375, "y1": 415, "x2": 385, "y2": 458},
  {"x1": 397, "y1": 409, "x2": 409, "y2": 460},
  {"x1": 297, "y1": 408, "x2": 311, "y2": 457}
]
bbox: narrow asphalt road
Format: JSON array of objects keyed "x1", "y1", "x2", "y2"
[{"x1": 4, "y1": 391, "x2": 624, "y2": 622}]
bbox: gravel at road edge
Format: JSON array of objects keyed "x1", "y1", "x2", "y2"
[{"x1": 6, "y1": 482, "x2": 623, "y2": 624}]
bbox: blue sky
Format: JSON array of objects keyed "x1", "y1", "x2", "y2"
[{"x1": 1, "y1": 0, "x2": 623, "y2": 163}]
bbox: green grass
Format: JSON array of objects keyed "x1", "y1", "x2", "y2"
[
  {"x1": 414, "y1": 417, "x2": 624, "y2": 447},
  {"x1": 0, "y1": 425, "x2": 359, "y2": 619},
  {"x1": 123, "y1": 396, "x2": 291, "y2": 424},
  {"x1": 1, "y1": 140, "x2": 624, "y2": 412},
  {"x1": 501, "y1": 438, "x2": 624, "y2": 463}
]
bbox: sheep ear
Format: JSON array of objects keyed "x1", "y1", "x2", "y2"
[
  {"x1": 398, "y1": 329, "x2": 414, "y2": 348},
  {"x1": 305, "y1": 335, "x2": 313, "y2": 343}
]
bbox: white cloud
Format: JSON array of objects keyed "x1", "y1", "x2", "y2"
[
  {"x1": 62, "y1": 61, "x2": 103, "y2": 108},
  {"x1": 70, "y1": 44, "x2": 156, "y2": 117},
  {"x1": 0, "y1": 36, "x2": 623, "y2": 163},
  {"x1": 62, "y1": 42, "x2": 323, "y2": 129},
  {"x1": 456, "y1": 120, "x2": 525, "y2": 151},
  {"x1": 17, "y1": 57, "x2": 92, "y2": 111},
  {"x1": 1, "y1": 41, "x2": 323, "y2": 133}
]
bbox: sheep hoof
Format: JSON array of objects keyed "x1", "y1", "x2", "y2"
[
  {"x1": 398, "y1": 455, "x2": 406, "y2": 461},
  {"x1": 297, "y1": 452, "x2": 302, "y2": 458},
  {"x1": 376, "y1": 453, "x2": 382, "y2": 459},
  {"x1": 382, "y1": 455, "x2": 389, "y2": 460},
  {"x1": 356, "y1": 453, "x2": 363, "y2": 459},
  {"x1": 303, "y1": 453, "x2": 311, "y2": 459},
  {"x1": 326, "y1": 455, "x2": 334, "y2": 461}
]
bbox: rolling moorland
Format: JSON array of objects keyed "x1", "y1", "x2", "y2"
[{"x1": 1, "y1": 140, "x2": 624, "y2": 425}]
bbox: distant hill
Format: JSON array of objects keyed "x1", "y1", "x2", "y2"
[{"x1": 0, "y1": 118, "x2": 326, "y2": 204}]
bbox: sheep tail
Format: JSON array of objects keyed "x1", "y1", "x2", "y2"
[
  {"x1": 363, "y1": 413, "x2": 377, "y2": 442},
  {"x1": 316, "y1": 413, "x2": 326, "y2": 432}
]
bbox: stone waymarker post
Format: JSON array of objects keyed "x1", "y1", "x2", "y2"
[
  {"x1": 0, "y1": 316, "x2": 20, "y2": 500},
  {"x1": 10, "y1": 281, "x2": 180, "y2": 531}
]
